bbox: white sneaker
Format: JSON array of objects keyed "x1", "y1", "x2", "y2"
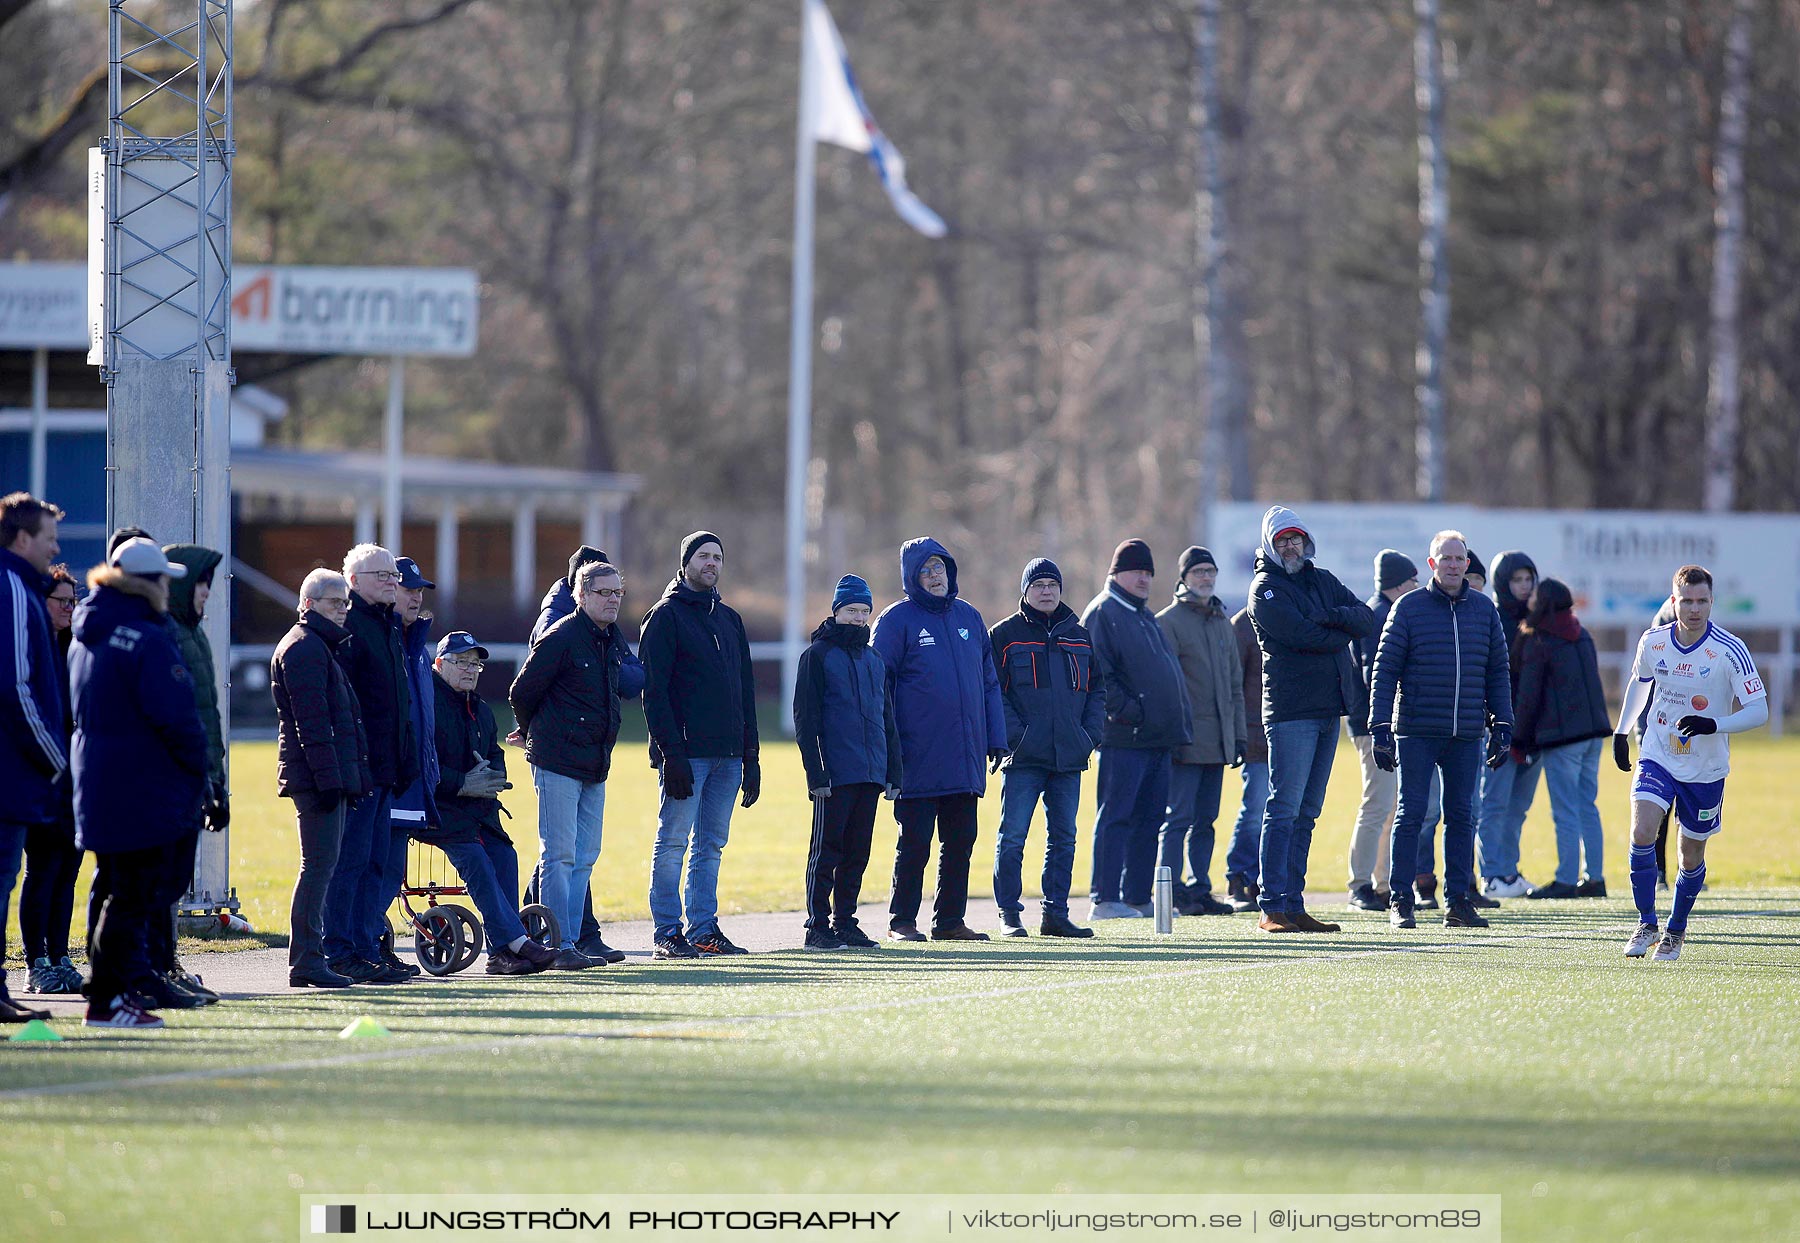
[
  {"x1": 1623, "y1": 924, "x2": 1660, "y2": 958},
  {"x1": 1653, "y1": 930, "x2": 1685, "y2": 962},
  {"x1": 1122, "y1": 902, "x2": 1154, "y2": 918},
  {"x1": 1485, "y1": 874, "x2": 1531, "y2": 899},
  {"x1": 84, "y1": 994, "x2": 165, "y2": 1029},
  {"x1": 1088, "y1": 901, "x2": 1136, "y2": 920}
]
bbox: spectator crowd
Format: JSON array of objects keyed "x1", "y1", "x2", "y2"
[{"x1": 1, "y1": 491, "x2": 1650, "y2": 1029}]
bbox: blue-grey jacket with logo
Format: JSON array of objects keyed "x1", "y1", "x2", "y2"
[
  {"x1": 793, "y1": 617, "x2": 902, "y2": 792},
  {"x1": 1081, "y1": 583, "x2": 1193, "y2": 751},
  {"x1": 1368, "y1": 578, "x2": 1513, "y2": 740},
  {"x1": 990, "y1": 600, "x2": 1106, "y2": 772}
]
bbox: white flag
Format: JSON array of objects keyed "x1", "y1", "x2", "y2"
[{"x1": 805, "y1": 0, "x2": 947, "y2": 238}]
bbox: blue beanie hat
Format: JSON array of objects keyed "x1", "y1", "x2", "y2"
[
  {"x1": 831, "y1": 573, "x2": 873, "y2": 613},
  {"x1": 1020, "y1": 557, "x2": 1063, "y2": 595}
]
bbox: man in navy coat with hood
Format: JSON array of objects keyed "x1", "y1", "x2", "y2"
[{"x1": 871, "y1": 537, "x2": 1008, "y2": 942}]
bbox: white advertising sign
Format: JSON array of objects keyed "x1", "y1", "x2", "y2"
[
  {"x1": 1208, "y1": 502, "x2": 1800, "y2": 626},
  {"x1": 0, "y1": 262, "x2": 87, "y2": 349},
  {"x1": 1, "y1": 262, "x2": 480, "y2": 357},
  {"x1": 230, "y1": 265, "x2": 479, "y2": 357}
]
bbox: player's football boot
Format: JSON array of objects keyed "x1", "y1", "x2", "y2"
[
  {"x1": 1623, "y1": 924, "x2": 1660, "y2": 958},
  {"x1": 1652, "y1": 930, "x2": 1685, "y2": 962}
]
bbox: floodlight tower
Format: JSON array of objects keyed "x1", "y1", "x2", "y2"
[{"x1": 94, "y1": 0, "x2": 237, "y2": 917}]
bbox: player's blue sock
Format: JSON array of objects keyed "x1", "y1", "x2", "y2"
[
  {"x1": 1667, "y1": 864, "x2": 1706, "y2": 933},
  {"x1": 1629, "y1": 843, "x2": 1659, "y2": 927}
]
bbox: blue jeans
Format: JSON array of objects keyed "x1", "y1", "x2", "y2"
[
  {"x1": 0, "y1": 821, "x2": 25, "y2": 998},
  {"x1": 1541, "y1": 737, "x2": 1604, "y2": 885},
  {"x1": 439, "y1": 826, "x2": 528, "y2": 949},
  {"x1": 1228, "y1": 762, "x2": 1267, "y2": 881},
  {"x1": 1475, "y1": 748, "x2": 1541, "y2": 878},
  {"x1": 649, "y1": 757, "x2": 741, "y2": 941},
  {"x1": 533, "y1": 767, "x2": 606, "y2": 950},
  {"x1": 1391, "y1": 735, "x2": 1481, "y2": 904},
  {"x1": 994, "y1": 766, "x2": 1081, "y2": 916},
  {"x1": 1090, "y1": 748, "x2": 1171, "y2": 905},
  {"x1": 374, "y1": 826, "x2": 410, "y2": 954},
  {"x1": 1404, "y1": 773, "x2": 1446, "y2": 877},
  {"x1": 1160, "y1": 763, "x2": 1226, "y2": 893},
  {"x1": 324, "y1": 788, "x2": 393, "y2": 963},
  {"x1": 1260, "y1": 718, "x2": 1339, "y2": 913}
]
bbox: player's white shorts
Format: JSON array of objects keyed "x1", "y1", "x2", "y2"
[{"x1": 1633, "y1": 758, "x2": 1726, "y2": 841}]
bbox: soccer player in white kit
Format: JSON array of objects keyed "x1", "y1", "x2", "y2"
[{"x1": 1611, "y1": 565, "x2": 1767, "y2": 961}]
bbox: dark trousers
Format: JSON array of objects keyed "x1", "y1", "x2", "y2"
[
  {"x1": 145, "y1": 825, "x2": 199, "y2": 972},
  {"x1": 324, "y1": 788, "x2": 392, "y2": 964},
  {"x1": 1159, "y1": 762, "x2": 1226, "y2": 893},
  {"x1": 1390, "y1": 735, "x2": 1481, "y2": 905},
  {"x1": 889, "y1": 793, "x2": 980, "y2": 931},
  {"x1": 89, "y1": 836, "x2": 189, "y2": 1005},
  {"x1": 375, "y1": 825, "x2": 410, "y2": 954},
  {"x1": 290, "y1": 793, "x2": 346, "y2": 973},
  {"x1": 0, "y1": 821, "x2": 26, "y2": 999},
  {"x1": 20, "y1": 821, "x2": 82, "y2": 961},
  {"x1": 524, "y1": 865, "x2": 601, "y2": 943},
  {"x1": 439, "y1": 828, "x2": 529, "y2": 949},
  {"x1": 805, "y1": 782, "x2": 881, "y2": 929},
  {"x1": 1091, "y1": 747, "x2": 1171, "y2": 905}
]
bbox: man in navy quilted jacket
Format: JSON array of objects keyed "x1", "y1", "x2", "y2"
[{"x1": 1368, "y1": 530, "x2": 1513, "y2": 931}]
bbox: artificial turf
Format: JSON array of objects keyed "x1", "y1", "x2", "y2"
[{"x1": 3, "y1": 892, "x2": 1798, "y2": 1242}]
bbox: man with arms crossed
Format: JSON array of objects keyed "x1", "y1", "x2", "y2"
[{"x1": 1614, "y1": 565, "x2": 1766, "y2": 962}]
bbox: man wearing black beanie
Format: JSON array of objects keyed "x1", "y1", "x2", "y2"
[
  {"x1": 1081, "y1": 539, "x2": 1192, "y2": 919},
  {"x1": 640, "y1": 531, "x2": 760, "y2": 957}
]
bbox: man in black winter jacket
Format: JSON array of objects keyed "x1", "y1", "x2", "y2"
[
  {"x1": 792, "y1": 574, "x2": 901, "y2": 950},
  {"x1": 272, "y1": 570, "x2": 371, "y2": 988},
  {"x1": 640, "y1": 532, "x2": 759, "y2": 958},
  {"x1": 1082, "y1": 539, "x2": 1192, "y2": 920},
  {"x1": 991, "y1": 558, "x2": 1105, "y2": 937},
  {"x1": 510, "y1": 561, "x2": 627, "y2": 970},
  {"x1": 323, "y1": 544, "x2": 416, "y2": 984},
  {"x1": 1247, "y1": 506, "x2": 1374, "y2": 934}
]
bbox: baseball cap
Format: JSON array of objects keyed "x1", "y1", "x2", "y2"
[
  {"x1": 111, "y1": 537, "x2": 186, "y2": 578},
  {"x1": 395, "y1": 557, "x2": 436, "y2": 590},
  {"x1": 436, "y1": 631, "x2": 489, "y2": 661}
]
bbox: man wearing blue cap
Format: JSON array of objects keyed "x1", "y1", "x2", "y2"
[
  {"x1": 988, "y1": 558, "x2": 1105, "y2": 937},
  {"x1": 792, "y1": 574, "x2": 902, "y2": 950},
  {"x1": 428, "y1": 631, "x2": 559, "y2": 974}
]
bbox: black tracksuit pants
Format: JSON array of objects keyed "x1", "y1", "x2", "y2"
[
  {"x1": 804, "y1": 782, "x2": 880, "y2": 930},
  {"x1": 89, "y1": 836, "x2": 190, "y2": 1006},
  {"x1": 888, "y1": 793, "x2": 980, "y2": 932}
]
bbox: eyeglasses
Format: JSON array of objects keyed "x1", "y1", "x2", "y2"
[
  {"x1": 47, "y1": 594, "x2": 77, "y2": 608},
  {"x1": 357, "y1": 570, "x2": 401, "y2": 582},
  {"x1": 444, "y1": 656, "x2": 485, "y2": 670},
  {"x1": 313, "y1": 596, "x2": 351, "y2": 608},
  {"x1": 586, "y1": 587, "x2": 625, "y2": 600},
  {"x1": 1273, "y1": 535, "x2": 1306, "y2": 549}
]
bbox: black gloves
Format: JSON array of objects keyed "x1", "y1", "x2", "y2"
[
  {"x1": 1612, "y1": 734, "x2": 1632, "y2": 772},
  {"x1": 203, "y1": 780, "x2": 230, "y2": 831},
  {"x1": 1676, "y1": 715, "x2": 1717, "y2": 738},
  {"x1": 1230, "y1": 744, "x2": 1247, "y2": 769},
  {"x1": 314, "y1": 787, "x2": 344, "y2": 814},
  {"x1": 662, "y1": 757, "x2": 694, "y2": 802},
  {"x1": 1485, "y1": 724, "x2": 1512, "y2": 770},
  {"x1": 988, "y1": 748, "x2": 1008, "y2": 774},
  {"x1": 1371, "y1": 724, "x2": 1397, "y2": 773},
  {"x1": 740, "y1": 758, "x2": 761, "y2": 809}
]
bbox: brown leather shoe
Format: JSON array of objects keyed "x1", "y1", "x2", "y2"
[
  {"x1": 887, "y1": 922, "x2": 927, "y2": 942},
  {"x1": 929, "y1": 924, "x2": 991, "y2": 942},
  {"x1": 1290, "y1": 910, "x2": 1341, "y2": 933},
  {"x1": 1257, "y1": 912, "x2": 1300, "y2": 933}
]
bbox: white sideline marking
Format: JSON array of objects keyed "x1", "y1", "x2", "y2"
[{"x1": 3, "y1": 909, "x2": 1792, "y2": 1103}]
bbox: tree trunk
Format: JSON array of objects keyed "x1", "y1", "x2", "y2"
[
  {"x1": 1703, "y1": 0, "x2": 1752, "y2": 512},
  {"x1": 1413, "y1": 0, "x2": 1449, "y2": 501},
  {"x1": 1191, "y1": 0, "x2": 1250, "y2": 537}
]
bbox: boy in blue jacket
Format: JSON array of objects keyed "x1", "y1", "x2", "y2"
[{"x1": 793, "y1": 574, "x2": 902, "y2": 950}]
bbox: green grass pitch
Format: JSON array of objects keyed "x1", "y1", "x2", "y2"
[{"x1": 3, "y1": 736, "x2": 1798, "y2": 1242}]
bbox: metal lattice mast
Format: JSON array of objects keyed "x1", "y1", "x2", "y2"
[{"x1": 99, "y1": 0, "x2": 237, "y2": 915}]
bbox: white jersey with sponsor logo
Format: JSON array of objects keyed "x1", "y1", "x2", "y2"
[{"x1": 1631, "y1": 620, "x2": 1763, "y2": 783}]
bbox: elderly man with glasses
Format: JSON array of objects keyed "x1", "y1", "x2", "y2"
[
  {"x1": 272, "y1": 570, "x2": 372, "y2": 987},
  {"x1": 424, "y1": 632, "x2": 559, "y2": 974},
  {"x1": 323, "y1": 544, "x2": 417, "y2": 984}
]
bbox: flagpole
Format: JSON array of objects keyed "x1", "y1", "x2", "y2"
[{"x1": 781, "y1": 0, "x2": 820, "y2": 737}]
